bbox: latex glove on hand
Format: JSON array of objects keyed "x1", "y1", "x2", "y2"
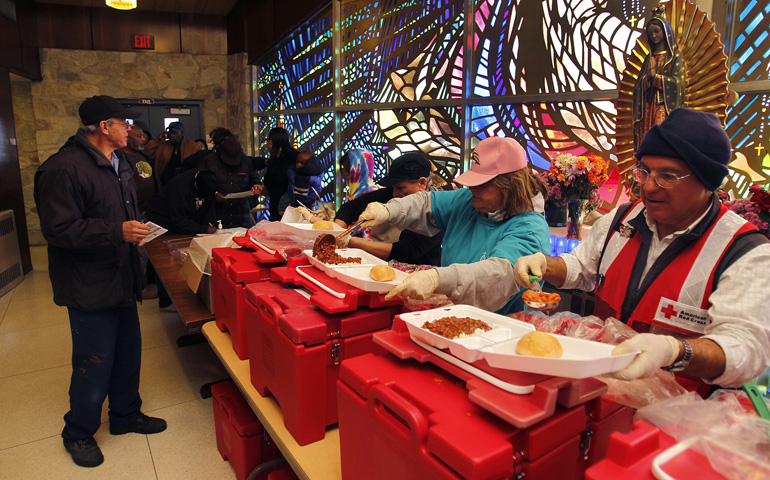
[
  {"x1": 293, "y1": 206, "x2": 316, "y2": 222},
  {"x1": 336, "y1": 233, "x2": 351, "y2": 248},
  {"x1": 513, "y1": 252, "x2": 547, "y2": 288},
  {"x1": 607, "y1": 334, "x2": 680, "y2": 381},
  {"x1": 358, "y1": 202, "x2": 390, "y2": 228},
  {"x1": 384, "y1": 269, "x2": 439, "y2": 301}
]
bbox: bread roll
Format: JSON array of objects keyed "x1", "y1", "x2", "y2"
[
  {"x1": 369, "y1": 265, "x2": 396, "y2": 282},
  {"x1": 516, "y1": 331, "x2": 563, "y2": 358},
  {"x1": 312, "y1": 220, "x2": 336, "y2": 230}
]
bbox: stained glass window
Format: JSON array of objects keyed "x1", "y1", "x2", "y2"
[{"x1": 254, "y1": 0, "x2": 768, "y2": 208}]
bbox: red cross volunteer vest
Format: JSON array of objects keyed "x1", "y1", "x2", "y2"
[{"x1": 593, "y1": 200, "x2": 758, "y2": 337}]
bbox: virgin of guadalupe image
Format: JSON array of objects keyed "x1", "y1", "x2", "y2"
[{"x1": 632, "y1": 4, "x2": 685, "y2": 151}]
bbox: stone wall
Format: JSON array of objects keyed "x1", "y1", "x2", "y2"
[{"x1": 13, "y1": 48, "x2": 251, "y2": 245}]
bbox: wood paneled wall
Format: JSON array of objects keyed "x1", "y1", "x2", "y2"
[
  {"x1": 227, "y1": 0, "x2": 330, "y2": 64},
  {"x1": 35, "y1": 4, "x2": 227, "y2": 55}
]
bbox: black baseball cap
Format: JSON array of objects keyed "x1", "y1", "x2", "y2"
[
  {"x1": 379, "y1": 153, "x2": 432, "y2": 187},
  {"x1": 79, "y1": 95, "x2": 140, "y2": 125},
  {"x1": 167, "y1": 121, "x2": 184, "y2": 132}
]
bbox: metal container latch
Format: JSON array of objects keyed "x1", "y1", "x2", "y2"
[
  {"x1": 330, "y1": 331, "x2": 341, "y2": 365},
  {"x1": 580, "y1": 413, "x2": 594, "y2": 460},
  {"x1": 512, "y1": 450, "x2": 526, "y2": 479}
]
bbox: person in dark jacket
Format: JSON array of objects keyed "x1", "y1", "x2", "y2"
[
  {"x1": 253, "y1": 126, "x2": 299, "y2": 220},
  {"x1": 34, "y1": 95, "x2": 166, "y2": 469},
  {"x1": 144, "y1": 169, "x2": 218, "y2": 235},
  {"x1": 199, "y1": 129, "x2": 263, "y2": 228}
]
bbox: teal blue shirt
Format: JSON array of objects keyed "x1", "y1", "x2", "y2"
[{"x1": 431, "y1": 188, "x2": 550, "y2": 314}]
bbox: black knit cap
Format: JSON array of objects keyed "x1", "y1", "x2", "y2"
[
  {"x1": 636, "y1": 107, "x2": 731, "y2": 191},
  {"x1": 78, "y1": 95, "x2": 140, "y2": 125},
  {"x1": 379, "y1": 153, "x2": 432, "y2": 187}
]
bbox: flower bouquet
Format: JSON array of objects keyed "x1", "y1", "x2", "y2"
[
  {"x1": 721, "y1": 184, "x2": 770, "y2": 239},
  {"x1": 541, "y1": 153, "x2": 608, "y2": 239}
]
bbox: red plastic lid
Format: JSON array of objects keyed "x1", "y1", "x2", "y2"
[
  {"x1": 340, "y1": 353, "x2": 588, "y2": 479},
  {"x1": 246, "y1": 280, "x2": 395, "y2": 345}
]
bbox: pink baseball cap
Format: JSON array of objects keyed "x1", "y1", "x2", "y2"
[{"x1": 455, "y1": 137, "x2": 528, "y2": 187}]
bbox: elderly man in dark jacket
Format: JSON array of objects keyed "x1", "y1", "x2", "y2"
[{"x1": 34, "y1": 95, "x2": 167, "y2": 469}]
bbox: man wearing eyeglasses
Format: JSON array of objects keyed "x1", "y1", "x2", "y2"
[
  {"x1": 513, "y1": 107, "x2": 770, "y2": 390},
  {"x1": 34, "y1": 96, "x2": 166, "y2": 468}
]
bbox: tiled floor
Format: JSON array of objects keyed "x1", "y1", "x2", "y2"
[{"x1": 0, "y1": 246, "x2": 237, "y2": 479}]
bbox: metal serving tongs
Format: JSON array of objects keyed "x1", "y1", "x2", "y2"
[{"x1": 334, "y1": 219, "x2": 365, "y2": 246}]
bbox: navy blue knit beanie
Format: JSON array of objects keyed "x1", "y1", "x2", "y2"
[{"x1": 636, "y1": 107, "x2": 731, "y2": 191}]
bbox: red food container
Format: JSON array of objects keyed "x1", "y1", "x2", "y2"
[
  {"x1": 338, "y1": 352, "x2": 596, "y2": 480},
  {"x1": 212, "y1": 246, "x2": 284, "y2": 359},
  {"x1": 581, "y1": 396, "x2": 635, "y2": 468},
  {"x1": 211, "y1": 381, "x2": 281, "y2": 480},
  {"x1": 245, "y1": 281, "x2": 400, "y2": 445},
  {"x1": 267, "y1": 463, "x2": 300, "y2": 480},
  {"x1": 270, "y1": 256, "x2": 403, "y2": 314},
  {"x1": 585, "y1": 421, "x2": 677, "y2": 480}
]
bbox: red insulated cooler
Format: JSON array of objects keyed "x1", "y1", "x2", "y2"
[
  {"x1": 244, "y1": 281, "x2": 401, "y2": 446},
  {"x1": 212, "y1": 245, "x2": 285, "y2": 359},
  {"x1": 338, "y1": 352, "x2": 594, "y2": 480},
  {"x1": 211, "y1": 380, "x2": 281, "y2": 480}
]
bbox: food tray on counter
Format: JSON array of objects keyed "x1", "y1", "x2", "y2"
[
  {"x1": 401, "y1": 305, "x2": 637, "y2": 379},
  {"x1": 302, "y1": 248, "x2": 385, "y2": 271},
  {"x1": 279, "y1": 222, "x2": 343, "y2": 239},
  {"x1": 327, "y1": 266, "x2": 409, "y2": 294}
]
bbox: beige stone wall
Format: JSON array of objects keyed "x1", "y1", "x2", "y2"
[{"x1": 13, "y1": 48, "x2": 251, "y2": 245}]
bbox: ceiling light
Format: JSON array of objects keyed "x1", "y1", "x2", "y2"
[{"x1": 106, "y1": 0, "x2": 137, "y2": 10}]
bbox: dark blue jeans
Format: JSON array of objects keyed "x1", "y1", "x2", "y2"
[{"x1": 62, "y1": 304, "x2": 143, "y2": 442}]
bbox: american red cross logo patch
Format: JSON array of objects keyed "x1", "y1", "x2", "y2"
[{"x1": 660, "y1": 304, "x2": 678, "y2": 319}]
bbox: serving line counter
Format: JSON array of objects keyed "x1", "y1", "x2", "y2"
[{"x1": 144, "y1": 234, "x2": 213, "y2": 335}]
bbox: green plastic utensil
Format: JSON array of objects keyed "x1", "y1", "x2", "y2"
[{"x1": 742, "y1": 383, "x2": 770, "y2": 420}]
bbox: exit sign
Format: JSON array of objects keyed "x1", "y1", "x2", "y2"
[{"x1": 131, "y1": 34, "x2": 155, "y2": 50}]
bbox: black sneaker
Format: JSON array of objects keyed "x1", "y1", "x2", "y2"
[
  {"x1": 63, "y1": 437, "x2": 104, "y2": 468},
  {"x1": 110, "y1": 413, "x2": 167, "y2": 435}
]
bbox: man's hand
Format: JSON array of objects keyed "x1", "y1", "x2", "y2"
[
  {"x1": 607, "y1": 334, "x2": 680, "y2": 381},
  {"x1": 251, "y1": 184, "x2": 263, "y2": 196},
  {"x1": 358, "y1": 202, "x2": 390, "y2": 228},
  {"x1": 384, "y1": 269, "x2": 439, "y2": 300},
  {"x1": 513, "y1": 252, "x2": 547, "y2": 288},
  {"x1": 124, "y1": 221, "x2": 151, "y2": 244}
]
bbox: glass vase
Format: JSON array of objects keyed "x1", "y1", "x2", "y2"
[
  {"x1": 566, "y1": 199, "x2": 588, "y2": 240},
  {"x1": 545, "y1": 203, "x2": 567, "y2": 227}
]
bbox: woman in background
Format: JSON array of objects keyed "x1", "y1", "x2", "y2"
[{"x1": 254, "y1": 127, "x2": 298, "y2": 220}]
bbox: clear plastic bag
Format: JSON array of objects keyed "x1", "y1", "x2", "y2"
[
  {"x1": 247, "y1": 221, "x2": 315, "y2": 260},
  {"x1": 637, "y1": 390, "x2": 770, "y2": 480},
  {"x1": 507, "y1": 311, "x2": 687, "y2": 408}
]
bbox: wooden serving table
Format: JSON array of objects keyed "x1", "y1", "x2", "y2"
[
  {"x1": 144, "y1": 234, "x2": 214, "y2": 334},
  {"x1": 202, "y1": 321, "x2": 342, "y2": 480}
]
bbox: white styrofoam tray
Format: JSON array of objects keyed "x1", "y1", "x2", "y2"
[
  {"x1": 329, "y1": 266, "x2": 409, "y2": 293},
  {"x1": 401, "y1": 304, "x2": 637, "y2": 379},
  {"x1": 280, "y1": 222, "x2": 344, "y2": 239},
  {"x1": 302, "y1": 248, "x2": 385, "y2": 272}
]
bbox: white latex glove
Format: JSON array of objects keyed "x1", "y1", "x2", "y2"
[
  {"x1": 358, "y1": 202, "x2": 390, "y2": 228},
  {"x1": 607, "y1": 334, "x2": 680, "y2": 381},
  {"x1": 513, "y1": 252, "x2": 547, "y2": 288},
  {"x1": 293, "y1": 206, "x2": 315, "y2": 222},
  {"x1": 336, "y1": 233, "x2": 351, "y2": 248},
  {"x1": 384, "y1": 269, "x2": 439, "y2": 301}
]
